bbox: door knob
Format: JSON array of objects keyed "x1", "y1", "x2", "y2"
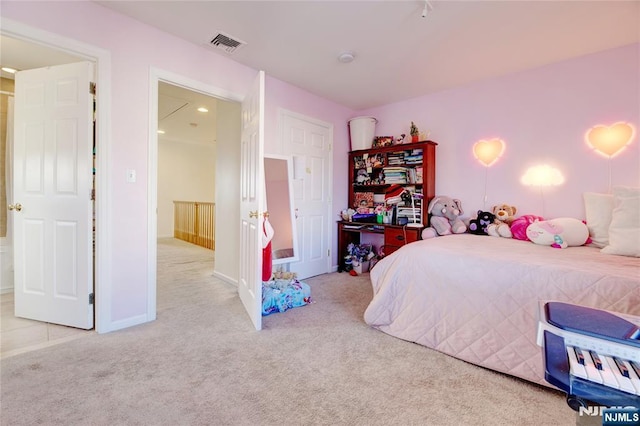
[
  {"x1": 249, "y1": 210, "x2": 258, "y2": 219},
  {"x1": 8, "y1": 203, "x2": 22, "y2": 212}
]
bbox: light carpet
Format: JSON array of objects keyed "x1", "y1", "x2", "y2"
[{"x1": 0, "y1": 238, "x2": 575, "y2": 425}]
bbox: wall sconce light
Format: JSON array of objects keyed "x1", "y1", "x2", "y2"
[
  {"x1": 585, "y1": 121, "x2": 636, "y2": 193},
  {"x1": 473, "y1": 138, "x2": 506, "y2": 209},
  {"x1": 473, "y1": 138, "x2": 505, "y2": 167},
  {"x1": 585, "y1": 122, "x2": 635, "y2": 158},
  {"x1": 521, "y1": 164, "x2": 564, "y2": 217}
]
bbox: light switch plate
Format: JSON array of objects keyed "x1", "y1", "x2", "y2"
[{"x1": 126, "y1": 169, "x2": 136, "y2": 183}]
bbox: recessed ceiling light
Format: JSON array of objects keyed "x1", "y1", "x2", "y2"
[
  {"x1": 338, "y1": 52, "x2": 355, "y2": 63},
  {"x1": 157, "y1": 129, "x2": 165, "y2": 134},
  {"x1": 1, "y1": 67, "x2": 18, "y2": 74},
  {"x1": 197, "y1": 107, "x2": 209, "y2": 113}
]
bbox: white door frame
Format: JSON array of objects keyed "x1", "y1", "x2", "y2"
[
  {"x1": 1, "y1": 18, "x2": 113, "y2": 333},
  {"x1": 147, "y1": 68, "x2": 243, "y2": 320}
]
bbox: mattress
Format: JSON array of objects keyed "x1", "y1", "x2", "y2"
[{"x1": 363, "y1": 234, "x2": 640, "y2": 386}]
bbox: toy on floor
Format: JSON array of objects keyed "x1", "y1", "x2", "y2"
[{"x1": 262, "y1": 272, "x2": 312, "y2": 316}]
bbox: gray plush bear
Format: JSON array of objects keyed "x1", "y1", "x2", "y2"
[{"x1": 422, "y1": 196, "x2": 467, "y2": 239}]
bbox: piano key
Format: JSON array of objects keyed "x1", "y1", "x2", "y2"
[
  {"x1": 590, "y1": 350, "x2": 603, "y2": 370},
  {"x1": 582, "y1": 350, "x2": 604, "y2": 384},
  {"x1": 567, "y1": 346, "x2": 588, "y2": 380},
  {"x1": 605, "y1": 356, "x2": 638, "y2": 395},
  {"x1": 626, "y1": 360, "x2": 640, "y2": 394},
  {"x1": 631, "y1": 361, "x2": 640, "y2": 379},
  {"x1": 614, "y1": 357, "x2": 630, "y2": 378},
  {"x1": 575, "y1": 347, "x2": 585, "y2": 365},
  {"x1": 601, "y1": 355, "x2": 622, "y2": 390}
]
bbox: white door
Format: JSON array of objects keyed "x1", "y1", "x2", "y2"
[
  {"x1": 238, "y1": 71, "x2": 265, "y2": 331},
  {"x1": 281, "y1": 111, "x2": 332, "y2": 279},
  {"x1": 12, "y1": 62, "x2": 94, "y2": 329}
]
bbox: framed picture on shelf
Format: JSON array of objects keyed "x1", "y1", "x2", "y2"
[
  {"x1": 373, "y1": 136, "x2": 394, "y2": 148},
  {"x1": 354, "y1": 192, "x2": 374, "y2": 210}
]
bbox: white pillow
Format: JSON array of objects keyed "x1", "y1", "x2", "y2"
[
  {"x1": 601, "y1": 186, "x2": 640, "y2": 257},
  {"x1": 583, "y1": 192, "x2": 614, "y2": 248}
]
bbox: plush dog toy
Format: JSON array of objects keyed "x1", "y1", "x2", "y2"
[
  {"x1": 468, "y1": 210, "x2": 496, "y2": 235},
  {"x1": 487, "y1": 204, "x2": 517, "y2": 238},
  {"x1": 526, "y1": 217, "x2": 590, "y2": 249},
  {"x1": 422, "y1": 196, "x2": 466, "y2": 239}
]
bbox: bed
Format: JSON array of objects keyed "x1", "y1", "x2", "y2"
[{"x1": 363, "y1": 234, "x2": 640, "y2": 387}]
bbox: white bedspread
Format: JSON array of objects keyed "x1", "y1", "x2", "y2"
[{"x1": 364, "y1": 234, "x2": 640, "y2": 386}]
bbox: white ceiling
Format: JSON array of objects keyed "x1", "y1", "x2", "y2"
[
  {"x1": 94, "y1": 0, "x2": 640, "y2": 110},
  {"x1": 2, "y1": 1, "x2": 638, "y2": 142},
  {"x1": 158, "y1": 82, "x2": 218, "y2": 145}
]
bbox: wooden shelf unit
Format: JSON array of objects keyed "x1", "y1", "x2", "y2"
[
  {"x1": 348, "y1": 140, "x2": 437, "y2": 227},
  {"x1": 338, "y1": 141, "x2": 437, "y2": 269}
]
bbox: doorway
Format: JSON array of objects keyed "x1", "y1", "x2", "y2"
[
  {"x1": 155, "y1": 81, "x2": 219, "y2": 306},
  {"x1": 0, "y1": 37, "x2": 101, "y2": 355},
  {"x1": 149, "y1": 70, "x2": 243, "y2": 319}
]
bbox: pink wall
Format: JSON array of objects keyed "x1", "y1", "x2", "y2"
[
  {"x1": 5, "y1": 1, "x2": 637, "y2": 329},
  {"x1": 3, "y1": 1, "x2": 353, "y2": 327},
  {"x1": 360, "y1": 44, "x2": 640, "y2": 220}
]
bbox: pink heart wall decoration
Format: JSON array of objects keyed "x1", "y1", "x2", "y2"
[
  {"x1": 473, "y1": 138, "x2": 505, "y2": 167},
  {"x1": 586, "y1": 122, "x2": 635, "y2": 158}
]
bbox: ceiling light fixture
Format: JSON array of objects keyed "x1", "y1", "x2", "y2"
[
  {"x1": 1, "y1": 67, "x2": 18, "y2": 74},
  {"x1": 197, "y1": 107, "x2": 209, "y2": 113},
  {"x1": 157, "y1": 130, "x2": 165, "y2": 134},
  {"x1": 338, "y1": 52, "x2": 355, "y2": 63}
]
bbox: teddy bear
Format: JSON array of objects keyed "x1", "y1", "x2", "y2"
[
  {"x1": 486, "y1": 204, "x2": 517, "y2": 238},
  {"x1": 467, "y1": 210, "x2": 496, "y2": 235},
  {"x1": 526, "y1": 217, "x2": 590, "y2": 249},
  {"x1": 421, "y1": 196, "x2": 466, "y2": 239}
]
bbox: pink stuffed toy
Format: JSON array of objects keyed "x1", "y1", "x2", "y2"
[
  {"x1": 526, "y1": 218, "x2": 590, "y2": 249},
  {"x1": 510, "y1": 214, "x2": 544, "y2": 241}
]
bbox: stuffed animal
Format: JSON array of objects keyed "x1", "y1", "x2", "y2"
[
  {"x1": 487, "y1": 204, "x2": 517, "y2": 238},
  {"x1": 526, "y1": 217, "x2": 590, "y2": 249},
  {"x1": 468, "y1": 210, "x2": 496, "y2": 235},
  {"x1": 356, "y1": 169, "x2": 370, "y2": 184},
  {"x1": 422, "y1": 196, "x2": 466, "y2": 239},
  {"x1": 510, "y1": 214, "x2": 544, "y2": 241}
]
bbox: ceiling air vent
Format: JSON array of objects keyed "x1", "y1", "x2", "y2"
[{"x1": 209, "y1": 32, "x2": 246, "y2": 54}]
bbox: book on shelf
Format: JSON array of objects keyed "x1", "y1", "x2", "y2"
[
  {"x1": 415, "y1": 167, "x2": 423, "y2": 184},
  {"x1": 382, "y1": 167, "x2": 409, "y2": 184}
]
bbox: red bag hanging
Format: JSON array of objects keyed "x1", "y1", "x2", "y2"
[{"x1": 262, "y1": 218, "x2": 274, "y2": 281}]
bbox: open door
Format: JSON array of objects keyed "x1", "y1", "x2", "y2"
[
  {"x1": 238, "y1": 71, "x2": 265, "y2": 330},
  {"x1": 12, "y1": 62, "x2": 94, "y2": 329}
]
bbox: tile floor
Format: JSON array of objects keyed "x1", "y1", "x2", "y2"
[{"x1": 0, "y1": 292, "x2": 93, "y2": 358}]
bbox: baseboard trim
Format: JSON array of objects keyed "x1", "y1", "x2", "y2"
[
  {"x1": 107, "y1": 313, "x2": 151, "y2": 333},
  {"x1": 213, "y1": 270, "x2": 237, "y2": 287}
]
